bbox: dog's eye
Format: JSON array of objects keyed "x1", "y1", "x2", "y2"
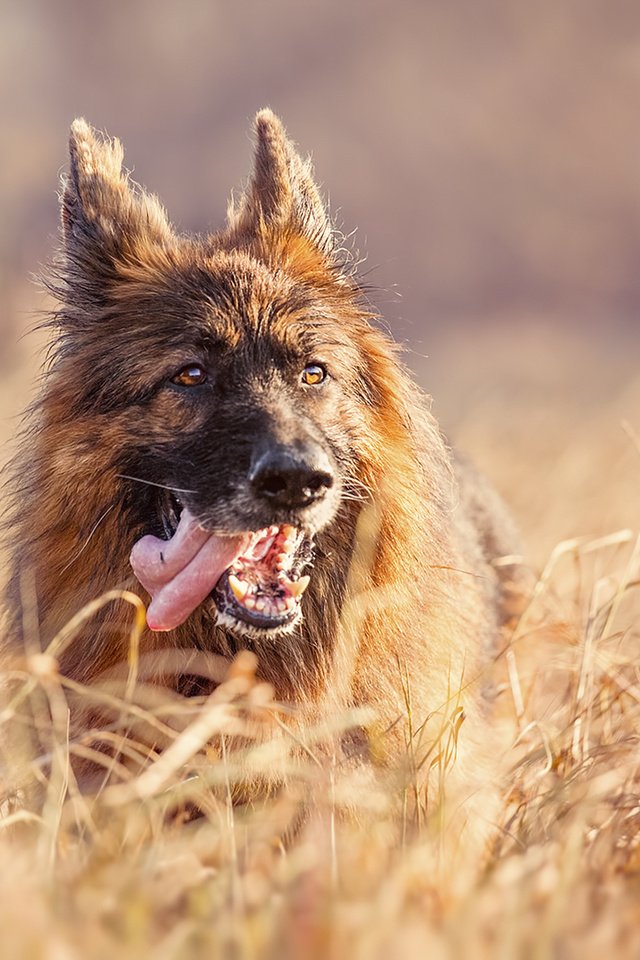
[
  {"x1": 301, "y1": 364, "x2": 326, "y2": 386},
  {"x1": 171, "y1": 364, "x2": 208, "y2": 387}
]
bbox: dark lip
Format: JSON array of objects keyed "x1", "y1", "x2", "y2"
[
  {"x1": 212, "y1": 571, "x2": 301, "y2": 629},
  {"x1": 212, "y1": 532, "x2": 314, "y2": 631},
  {"x1": 162, "y1": 490, "x2": 321, "y2": 539}
]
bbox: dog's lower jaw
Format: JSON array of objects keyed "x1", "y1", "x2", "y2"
[{"x1": 213, "y1": 604, "x2": 304, "y2": 641}]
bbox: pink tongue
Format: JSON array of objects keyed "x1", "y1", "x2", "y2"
[{"x1": 130, "y1": 508, "x2": 249, "y2": 632}]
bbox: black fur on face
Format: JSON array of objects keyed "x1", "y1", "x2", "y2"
[{"x1": 73, "y1": 258, "x2": 374, "y2": 542}]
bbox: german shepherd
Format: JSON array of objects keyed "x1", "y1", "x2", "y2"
[{"x1": 1, "y1": 110, "x2": 523, "y2": 846}]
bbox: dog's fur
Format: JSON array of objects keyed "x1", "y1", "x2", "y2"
[{"x1": 1, "y1": 111, "x2": 524, "y2": 846}]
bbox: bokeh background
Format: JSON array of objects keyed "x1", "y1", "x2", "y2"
[{"x1": 1, "y1": 0, "x2": 639, "y2": 562}]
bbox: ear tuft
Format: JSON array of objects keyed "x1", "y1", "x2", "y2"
[
  {"x1": 252, "y1": 108, "x2": 295, "y2": 223},
  {"x1": 230, "y1": 109, "x2": 336, "y2": 260},
  {"x1": 61, "y1": 119, "x2": 172, "y2": 255},
  {"x1": 68, "y1": 118, "x2": 125, "y2": 187},
  {"x1": 63, "y1": 119, "x2": 128, "y2": 243},
  {"x1": 254, "y1": 107, "x2": 282, "y2": 132}
]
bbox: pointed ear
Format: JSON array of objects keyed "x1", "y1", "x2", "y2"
[
  {"x1": 229, "y1": 109, "x2": 336, "y2": 258},
  {"x1": 61, "y1": 119, "x2": 172, "y2": 262}
]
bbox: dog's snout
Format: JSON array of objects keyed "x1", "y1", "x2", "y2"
[{"x1": 250, "y1": 447, "x2": 334, "y2": 509}]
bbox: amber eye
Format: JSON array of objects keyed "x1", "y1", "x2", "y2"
[
  {"x1": 171, "y1": 364, "x2": 208, "y2": 387},
  {"x1": 301, "y1": 363, "x2": 327, "y2": 386}
]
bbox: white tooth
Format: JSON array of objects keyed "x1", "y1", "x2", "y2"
[
  {"x1": 255, "y1": 597, "x2": 266, "y2": 612},
  {"x1": 287, "y1": 575, "x2": 310, "y2": 598},
  {"x1": 245, "y1": 597, "x2": 256, "y2": 610},
  {"x1": 276, "y1": 599, "x2": 286, "y2": 613},
  {"x1": 282, "y1": 540, "x2": 296, "y2": 555},
  {"x1": 284, "y1": 597, "x2": 296, "y2": 611},
  {"x1": 282, "y1": 524, "x2": 296, "y2": 537},
  {"x1": 228, "y1": 575, "x2": 248, "y2": 601}
]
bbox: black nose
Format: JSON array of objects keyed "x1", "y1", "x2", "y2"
[{"x1": 250, "y1": 447, "x2": 334, "y2": 509}]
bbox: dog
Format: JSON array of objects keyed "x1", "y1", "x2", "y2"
[{"x1": 1, "y1": 110, "x2": 524, "y2": 850}]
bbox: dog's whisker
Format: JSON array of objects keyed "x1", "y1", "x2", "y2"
[
  {"x1": 116, "y1": 474, "x2": 196, "y2": 495},
  {"x1": 342, "y1": 478, "x2": 373, "y2": 500},
  {"x1": 342, "y1": 485, "x2": 370, "y2": 500},
  {"x1": 343, "y1": 475, "x2": 373, "y2": 492}
]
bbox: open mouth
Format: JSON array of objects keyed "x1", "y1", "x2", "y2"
[
  {"x1": 214, "y1": 523, "x2": 313, "y2": 630},
  {"x1": 130, "y1": 494, "x2": 314, "y2": 634}
]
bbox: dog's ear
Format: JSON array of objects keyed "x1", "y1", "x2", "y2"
[
  {"x1": 62, "y1": 119, "x2": 172, "y2": 266},
  {"x1": 229, "y1": 109, "x2": 336, "y2": 259}
]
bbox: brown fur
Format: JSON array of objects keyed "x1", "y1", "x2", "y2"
[{"x1": 1, "y1": 111, "x2": 524, "y2": 851}]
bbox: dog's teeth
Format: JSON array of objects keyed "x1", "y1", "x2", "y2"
[
  {"x1": 228, "y1": 574, "x2": 248, "y2": 601},
  {"x1": 255, "y1": 597, "x2": 266, "y2": 612},
  {"x1": 282, "y1": 539, "x2": 296, "y2": 555},
  {"x1": 276, "y1": 599, "x2": 286, "y2": 613},
  {"x1": 282, "y1": 524, "x2": 296, "y2": 537},
  {"x1": 282, "y1": 574, "x2": 310, "y2": 598},
  {"x1": 284, "y1": 597, "x2": 296, "y2": 611},
  {"x1": 244, "y1": 596, "x2": 256, "y2": 610},
  {"x1": 291, "y1": 575, "x2": 310, "y2": 597}
]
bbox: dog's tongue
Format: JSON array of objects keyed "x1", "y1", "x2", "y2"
[{"x1": 130, "y1": 508, "x2": 249, "y2": 632}]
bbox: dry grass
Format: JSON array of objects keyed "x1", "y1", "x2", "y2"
[{"x1": 0, "y1": 512, "x2": 639, "y2": 958}]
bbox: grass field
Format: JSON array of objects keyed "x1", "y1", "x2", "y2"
[{"x1": 0, "y1": 298, "x2": 639, "y2": 959}]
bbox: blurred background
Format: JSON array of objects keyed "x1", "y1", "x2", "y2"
[{"x1": 1, "y1": 0, "x2": 638, "y2": 562}]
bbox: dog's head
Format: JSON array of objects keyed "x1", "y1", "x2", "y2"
[{"x1": 56, "y1": 111, "x2": 402, "y2": 640}]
